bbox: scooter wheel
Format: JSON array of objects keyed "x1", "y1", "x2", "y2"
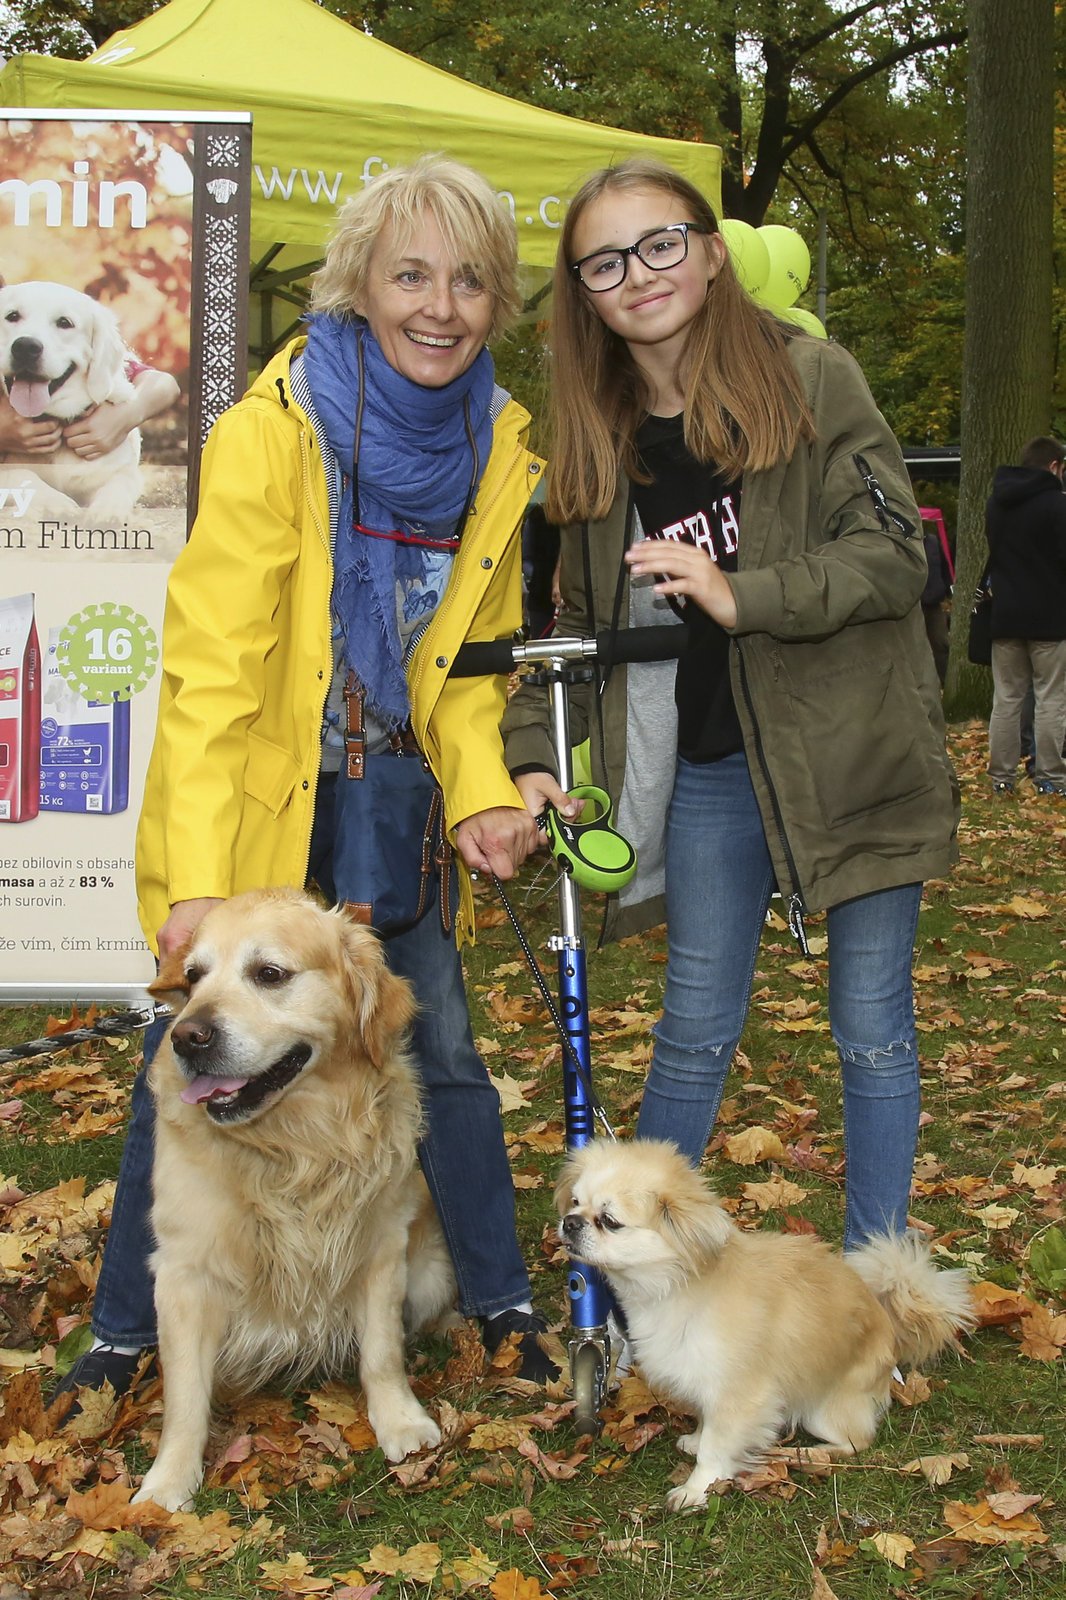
[{"x1": 571, "y1": 1342, "x2": 605, "y2": 1436}]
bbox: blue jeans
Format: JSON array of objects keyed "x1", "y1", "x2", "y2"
[
  {"x1": 91, "y1": 775, "x2": 531, "y2": 1344},
  {"x1": 635, "y1": 753, "x2": 923, "y2": 1251}
]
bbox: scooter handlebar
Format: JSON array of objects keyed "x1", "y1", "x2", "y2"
[{"x1": 448, "y1": 626, "x2": 683, "y2": 677}]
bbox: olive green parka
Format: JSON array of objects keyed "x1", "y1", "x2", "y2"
[{"x1": 502, "y1": 336, "x2": 959, "y2": 943}]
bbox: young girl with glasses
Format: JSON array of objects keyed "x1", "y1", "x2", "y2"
[{"x1": 503, "y1": 157, "x2": 959, "y2": 1251}]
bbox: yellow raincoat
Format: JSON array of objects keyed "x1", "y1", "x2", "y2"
[{"x1": 136, "y1": 337, "x2": 542, "y2": 951}]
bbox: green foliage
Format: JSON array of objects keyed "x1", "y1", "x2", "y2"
[
  {"x1": 1028, "y1": 1228, "x2": 1066, "y2": 1297},
  {"x1": 0, "y1": 0, "x2": 163, "y2": 56}
]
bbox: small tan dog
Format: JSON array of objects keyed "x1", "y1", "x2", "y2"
[
  {"x1": 132, "y1": 888, "x2": 454, "y2": 1514},
  {"x1": 557, "y1": 1139, "x2": 975, "y2": 1510}
]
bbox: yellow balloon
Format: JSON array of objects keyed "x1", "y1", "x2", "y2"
[
  {"x1": 753, "y1": 225, "x2": 811, "y2": 310},
  {"x1": 778, "y1": 305, "x2": 827, "y2": 339},
  {"x1": 718, "y1": 218, "x2": 771, "y2": 296}
]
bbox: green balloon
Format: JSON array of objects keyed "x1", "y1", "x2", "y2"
[
  {"x1": 753, "y1": 225, "x2": 811, "y2": 310},
  {"x1": 719, "y1": 218, "x2": 771, "y2": 296},
  {"x1": 778, "y1": 305, "x2": 827, "y2": 339}
]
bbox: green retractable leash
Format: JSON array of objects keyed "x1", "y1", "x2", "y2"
[{"x1": 539, "y1": 785, "x2": 637, "y2": 893}]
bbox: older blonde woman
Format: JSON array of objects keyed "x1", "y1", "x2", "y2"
[{"x1": 57, "y1": 156, "x2": 557, "y2": 1410}]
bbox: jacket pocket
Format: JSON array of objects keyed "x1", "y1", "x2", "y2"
[
  {"x1": 786, "y1": 658, "x2": 934, "y2": 828},
  {"x1": 244, "y1": 729, "x2": 300, "y2": 818}
]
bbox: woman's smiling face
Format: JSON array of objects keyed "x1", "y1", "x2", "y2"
[{"x1": 354, "y1": 214, "x2": 496, "y2": 388}]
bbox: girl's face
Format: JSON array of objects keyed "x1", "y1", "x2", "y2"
[
  {"x1": 568, "y1": 185, "x2": 725, "y2": 361},
  {"x1": 354, "y1": 213, "x2": 495, "y2": 389}
]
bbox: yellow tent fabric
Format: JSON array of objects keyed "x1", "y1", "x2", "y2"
[{"x1": 0, "y1": 0, "x2": 722, "y2": 267}]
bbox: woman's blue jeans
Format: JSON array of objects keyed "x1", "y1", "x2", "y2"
[
  {"x1": 90, "y1": 775, "x2": 531, "y2": 1345},
  {"x1": 635, "y1": 752, "x2": 923, "y2": 1251}
]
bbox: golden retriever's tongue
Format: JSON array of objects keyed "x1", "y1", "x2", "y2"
[
  {"x1": 8, "y1": 379, "x2": 52, "y2": 418},
  {"x1": 180, "y1": 1075, "x2": 249, "y2": 1105}
]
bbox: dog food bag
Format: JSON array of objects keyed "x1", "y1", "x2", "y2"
[
  {"x1": 0, "y1": 592, "x2": 41, "y2": 823},
  {"x1": 39, "y1": 627, "x2": 130, "y2": 814}
]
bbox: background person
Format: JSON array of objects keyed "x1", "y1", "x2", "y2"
[
  {"x1": 503, "y1": 158, "x2": 959, "y2": 1252},
  {"x1": 55, "y1": 156, "x2": 559, "y2": 1410},
  {"x1": 985, "y1": 435, "x2": 1066, "y2": 797}
]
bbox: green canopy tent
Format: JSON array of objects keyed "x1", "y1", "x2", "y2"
[{"x1": 0, "y1": 0, "x2": 722, "y2": 360}]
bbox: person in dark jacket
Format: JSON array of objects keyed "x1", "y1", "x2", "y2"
[{"x1": 986, "y1": 435, "x2": 1066, "y2": 796}]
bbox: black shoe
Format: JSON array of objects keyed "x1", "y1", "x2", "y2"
[
  {"x1": 480, "y1": 1309, "x2": 561, "y2": 1384},
  {"x1": 51, "y1": 1344, "x2": 153, "y2": 1416}
]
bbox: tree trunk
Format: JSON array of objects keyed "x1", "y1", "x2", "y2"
[{"x1": 945, "y1": 0, "x2": 1055, "y2": 718}]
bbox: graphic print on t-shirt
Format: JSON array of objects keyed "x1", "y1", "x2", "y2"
[
  {"x1": 631, "y1": 411, "x2": 745, "y2": 764},
  {"x1": 633, "y1": 411, "x2": 740, "y2": 575}
]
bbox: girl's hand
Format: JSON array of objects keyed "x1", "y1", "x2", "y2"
[
  {"x1": 514, "y1": 770, "x2": 582, "y2": 827},
  {"x1": 625, "y1": 543, "x2": 738, "y2": 629}
]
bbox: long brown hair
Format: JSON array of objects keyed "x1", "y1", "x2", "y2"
[{"x1": 547, "y1": 158, "x2": 816, "y2": 525}]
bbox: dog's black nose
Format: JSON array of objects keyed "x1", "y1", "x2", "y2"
[
  {"x1": 10, "y1": 336, "x2": 43, "y2": 369},
  {"x1": 561, "y1": 1213, "x2": 583, "y2": 1243},
  {"x1": 171, "y1": 1016, "x2": 217, "y2": 1057}
]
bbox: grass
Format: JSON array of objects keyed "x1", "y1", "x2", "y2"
[{"x1": 1, "y1": 718, "x2": 1065, "y2": 1599}]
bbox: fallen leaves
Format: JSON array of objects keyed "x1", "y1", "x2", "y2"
[
  {"x1": 721, "y1": 1125, "x2": 787, "y2": 1165},
  {"x1": 943, "y1": 1494, "x2": 1049, "y2": 1546}
]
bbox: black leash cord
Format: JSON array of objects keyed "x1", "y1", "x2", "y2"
[
  {"x1": 0, "y1": 1005, "x2": 168, "y2": 1068},
  {"x1": 489, "y1": 872, "x2": 616, "y2": 1141}
]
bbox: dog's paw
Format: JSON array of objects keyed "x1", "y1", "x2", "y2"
[
  {"x1": 676, "y1": 1431, "x2": 699, "y2": 1457},
  {"x1": 371, "y1": 1400, "x2": 441, "y2": 1463},
  {"x1": 665, "y1": 1475, "x2": 718, "y2": 1513},
  {"x1": 133, "y1": 1463, "x2": 202, "y2": 1513}
]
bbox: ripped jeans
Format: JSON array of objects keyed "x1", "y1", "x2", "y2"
[{"x1": 635, "y1": 752, "x2": 923, "y2": 1250}]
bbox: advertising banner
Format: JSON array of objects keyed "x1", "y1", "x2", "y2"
[{"x1": 0, "y1": 110, "x2": 250, "y2": 1002}]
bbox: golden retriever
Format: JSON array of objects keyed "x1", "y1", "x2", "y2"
[
  {"x1": 0, "y1": 281, "x2": 143, "y2": 512},
  {"x1": 557, "y1": 1139, "x2": 975, "y2": 1510},
  {"x1": 132, "y1": 888, "x2": 454, "y2": 1513}
]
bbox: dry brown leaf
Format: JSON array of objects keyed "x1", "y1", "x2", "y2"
[
  {"x1": 490, "y1": 1571, "x2": 547, "y2": 1600},
  {"x1": 446, "y1": 1547, "x2": 499, "y2": 1588},
  {"x1": 722, "y1": 1126, "x2": 787, "y2": 1165},
  {"x1": 970, "y1": 1281, "x2": 1038, "y2": 1326},
  {"x1": 258, "y1": 1552, "x2": 332, "y2": 1592},
  {"x1": 741, "y1": 1177, "x2": 811, "y2": 1211},
  {"x1": 972, "y1": 1203, "x2": 1020, "y2": 1231},
  {"x1": 468, "y1": 1420, "x2": 532, "y2": 1451},
  {"x1": 901, "y1": 1452, "x2": 970, "y2": 1486},
  {"x1": 365, "y1": 1542, "x2": 442, "y2": 1581},
  {"x1": 943, "y1": 1498, "x2": 1048, "y2": 1546},
  {"x1": 890, "y1": 1370, "x2": 932, "y2": 1406},
  {"x1": 811, "y1": 1570, "x2": 842, "y2": 1600},
  {"x1": 484, "y1": 1508, "x2": 535, "y2": 1537},
  {"x1": 869, "y1": 1531, "x2": 916, "y2": 1568},
  {"x1": 1018, "y1": 1305, "x2": 1066, "y2": 1362},
  {"x1": 487, "y1": 1071, "x2": 535, "y2": 1114},
  {"x1": 985, "y1": 1491, "x2": 1044, "y2": 1519},
  {"x1": 1011, "y1": 1163, "x2": 1060, "y2": 1190}
]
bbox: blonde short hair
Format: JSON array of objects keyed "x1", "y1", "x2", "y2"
[{"x1": 310, "y1": 154, "x2": 521, "y2": 340}]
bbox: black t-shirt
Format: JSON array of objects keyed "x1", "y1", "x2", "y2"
[{"x1": 631, "y1": 412, "x2": 744, "y2": 763}]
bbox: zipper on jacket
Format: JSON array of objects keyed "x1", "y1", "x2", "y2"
[
  {"x1": 853, "y1": 453, "x2": 914, "y2": 538},
  {"x1": 299, "y1": 422, "x2": 334, "y2": 888},
  {"x1": 733, "y1": 639, "x2": 810, "y2": 955}
]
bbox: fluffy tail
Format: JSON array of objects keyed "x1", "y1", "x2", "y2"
[{"x1": 848, "y1": 1233, "x2": 976, "y2": 1369}]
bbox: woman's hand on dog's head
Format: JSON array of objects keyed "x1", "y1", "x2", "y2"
[{"x1": 158, "y1": 897, "x2": 225, "y2": 960}]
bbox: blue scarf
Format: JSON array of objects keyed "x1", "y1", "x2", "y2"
[{"x1": 303, "y1": 312, "x2": 494, "y2": 729}]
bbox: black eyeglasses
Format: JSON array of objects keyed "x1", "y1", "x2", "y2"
[{"x1": 569, "y1": 223, "x2": 709, "y2": 292}]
